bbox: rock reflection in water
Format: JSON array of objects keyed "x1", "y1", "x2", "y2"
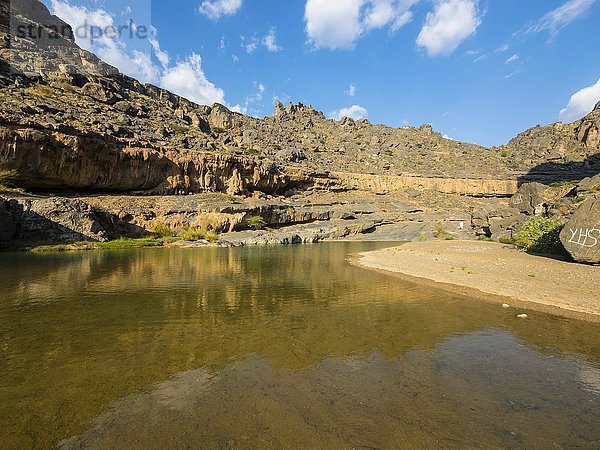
[
  {"x1": 61, "y1": 331, "x2": 600, "y2": 449},
  {"x1": 0, "y1": 243, "x2": 599, "y2": 449}
]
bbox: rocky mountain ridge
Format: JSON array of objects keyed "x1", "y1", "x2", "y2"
[{"x1": 0, "y1": 0, "x2": 598, "y2": 254}]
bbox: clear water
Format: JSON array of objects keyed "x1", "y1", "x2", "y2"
[{"x1": 0, "y1": 242, "x2": 599, "y2": 449}]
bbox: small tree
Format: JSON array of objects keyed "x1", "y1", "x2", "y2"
[
  {"x1": 512, "y1": 217, "x2": 565, "y2": 255},
  {"x1": 246, "y1": 216, "x2": 266, "y2": 230}
]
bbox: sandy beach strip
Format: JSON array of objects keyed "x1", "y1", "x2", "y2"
[{"x1": 351, "y1": 241, "x2": 600, "y2": 322}]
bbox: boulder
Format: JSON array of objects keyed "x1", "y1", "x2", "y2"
[
  {"x1": 471, "y1": 202, "x2": 520, "y2": 237},
  {"x1": 209, "y1": 103, "x2": 235, "y2": 130},
  {"x1": 274, "y1": 101, "x2": 285, "y2": 118},
  {"x1": 560, "y1": 195, "x2": 600, "y2": 263},
  {"x1": 419, "y1": 124, "x2": 433, "y2": 136},
  {"x1": 276, "y1": 148, "x2": 307, "y2": 163},
  {"x1": 576, "y1": 173, "x2": 600, "y2": 195},
  {"x1": 510, "y1": 182, "x2": 573, "y2": 215},
  {"x1": 113, "y1": 100, "x2": 137, "y2": 116},
  {"x1": 82, "y1": 82, "x2": 115, "y2": 104}
]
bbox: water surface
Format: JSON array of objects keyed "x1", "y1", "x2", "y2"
[{"x1": 0, "y1": 243, "x2": 599, "y2": 449}]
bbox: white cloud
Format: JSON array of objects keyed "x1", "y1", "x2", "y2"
[
  {"x1": 505, "y1": 54, "x2": 519, "y2": 64},
  {"x1": 51, "y1": 1, "x2": 232, "y2": 106},
  {"x1": 245, "y1": 42, "x2": 258, "y2": 54},
  {"x1": 505, "y1": 69, "x2": 521, "y2": 79},
  {"x1": 230, "y1": 82, "x2": 266, "y2": 116},
  {"x1": 263, "y1": 28, "x2": 282, "y2": 52},
  {"x1": 525, "y1": 0, "x2": 597, "y2": 37},
  {"x1": 559, "y1": 78, "x2": 600, "y2": 122},
  {"x1": 149, "y1": 27, "x2": 170, "y2": 67},
  {"x1": 241, "y1": 30, "x2": 283, "y2": 54},
  {"x1": 494, "y1": 43, "x2": 509, "y2": 53},
  {"x1": 161, "y1": 54, "x2": 226, "y2": 105},
  {"x1": 304, "y1": 0, "x2": 420, "y2": 50},
  {"x1": 305, "y1": 0, "x2": 363, "y2": 50},
  {"x1": 329, "y1": 104, "x2": 369, "y2": 120},
  {"x1": 50, "y1": 0, "x2": 163, "y2": 84},
  {"x1": 347, "y1": 83, "x2": 357, "y2": 96},
  {"x1": 416, "y1": 0, "x2": 482, "y2": 57},
  {"x1": 198, "y1": 0, "x2": 243, "y2": 21}
]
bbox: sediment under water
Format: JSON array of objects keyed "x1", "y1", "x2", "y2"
[{"x1": 0, "y1": 243, "x2": 598, "y2": 449}]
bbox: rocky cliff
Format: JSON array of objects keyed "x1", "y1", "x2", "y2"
[{"x1": 0, "y1": 0, "x2": 598, "y2": 248}]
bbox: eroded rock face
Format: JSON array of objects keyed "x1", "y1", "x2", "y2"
[
  {"x1": 0, "y1": 195, "x2": 117, "y2": 243},
  {"x1": 0, "y1": 127, "x2": 303, "y2": 195},
  {"x1": 510, "y1": 182, "x2": 574, "y2": 215},
  {"x1": 560, "y1": 195, "x2": 600, "y2": 263},
  {"x1": 507, "y1": 102, "x2": 600, "y2": 173},
  {"x1": 208, "y1": 104, "x2": 239, "y2": 130},
  {"x1": 574, "y1": 102, "x2": 600, "y2": 148}
]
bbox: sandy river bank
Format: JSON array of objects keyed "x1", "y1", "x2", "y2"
[{"x1": 351, "y1": 241, "x2": 600, "y2": 322}]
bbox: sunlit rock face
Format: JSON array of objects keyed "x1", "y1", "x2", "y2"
[{"x1": 561, "y1": 195, "x2": 600, "y2": 263}]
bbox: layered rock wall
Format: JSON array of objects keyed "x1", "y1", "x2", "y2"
[{"x1": 0, "y1": 127, "x2": 302, "y2": 195}]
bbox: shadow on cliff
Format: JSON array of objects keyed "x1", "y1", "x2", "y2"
[
  {"x1": 0, "y1": 198, "x2": 148, "y2": 249},
  {"x1": 518, "y1": 153, "x2": 600, "y2": 185}
]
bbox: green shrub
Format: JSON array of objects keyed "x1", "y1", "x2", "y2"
[
  {"x1": 170, "y1": 123, "x2": 190, "y2": 135},
  {"x1": 548, "y1": 180, "x2": 577, "y2": 188},
  {"x1": 23, "y1": 84, "x2": 54, "y2": 98},
  {"x1": 179, "y1": 226, "x2": 219, "y2": 242},
  {"x1": 31, "y1": 238, "x2": 165, "y2": 252},
  {"x1": 151, "y1": 223, "x2": 173, "y2": 238},
  {"x1": 501, "y1": 151, "x2": 509, "y2": 157},
  {"x1": 433, "y1": 223, "x2": 450, "y2": 239},
  {"x1": 97, "y1": 238, "x2": 164, "y2": 249},
  {"x1": 246, "y1": 215, "x2": 266, "y2": 230},
  {"x1": 512, "y1": 217, "x2": 565, "y2": 255}
]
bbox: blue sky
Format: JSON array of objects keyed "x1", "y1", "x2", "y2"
[{"x1": 43, "y1": 0, "x2": 600, "y2": 146}]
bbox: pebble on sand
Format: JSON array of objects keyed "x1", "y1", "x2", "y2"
[
  {"x1": 502, "y1": 304, "x2": 510, "y2": 309},
  {"x1": 517, "y1": 314, "x2": 528, "y2": 319}
]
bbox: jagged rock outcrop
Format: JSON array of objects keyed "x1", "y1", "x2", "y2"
[
  {"x1": 509, "y1": 182, "x2": 574, "y2": 215},
  {"x1": 574, "y1": 102, "x2": 600, "y2": 148},
  {"x1": 560, "y1": 195, "x2": 600, "y2": 263},
  {"x1": 0, "y1": 195, "x2": 117, "y2": 243},
  {"x1": 576, "y1": 173, "x2": 600, "y2": 196},
  {"x1": 507, "y1": 102, "x2": 600, "y2": 176}
]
